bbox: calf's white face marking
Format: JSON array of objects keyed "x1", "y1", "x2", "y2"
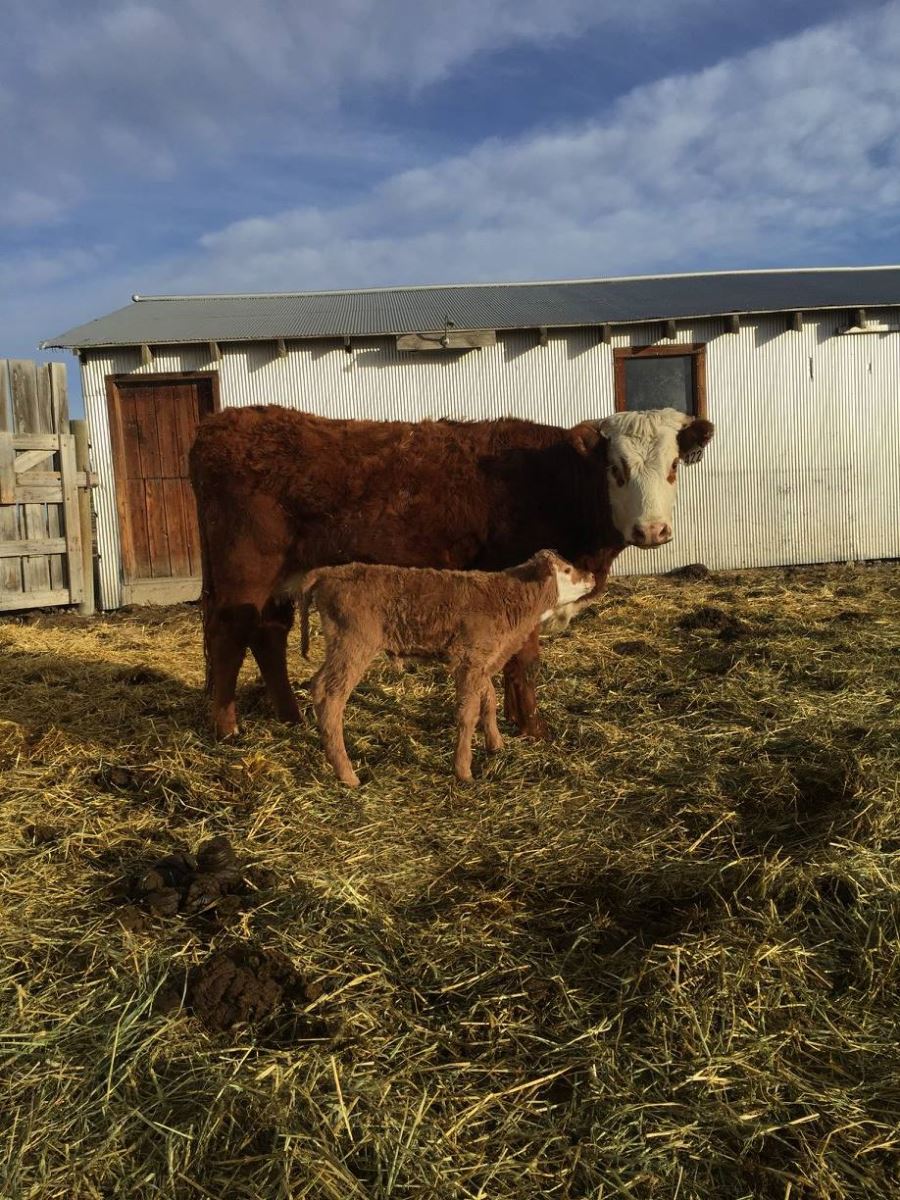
[
  {"x1": 598, "y1": 408, "x2": 693, "y2": 549},
  {"x1": 540, "y1": 559, "x2": 595, "y2": 625},
  {"x1": 554, "y1": 562, "x2": 595, "y2": 607}
]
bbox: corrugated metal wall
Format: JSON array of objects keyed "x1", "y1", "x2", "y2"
[{"x1": 81, "y1": 312, "x2": 900, "y2": 609}]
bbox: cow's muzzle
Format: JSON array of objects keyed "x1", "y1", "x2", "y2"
[{"x1": 632, "y1": 521, "x2": 672, "y2": 548}]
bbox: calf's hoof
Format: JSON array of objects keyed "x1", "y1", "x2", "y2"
[
  {"x1": 337, "y1": 770, "x2": 361, "y2": 788},
  {"x1": 485, "y1": 735, "x2": 504, "y2": 754},
  {"x1": 455, "y1": 769, "x2": 474, "y2": 784}
]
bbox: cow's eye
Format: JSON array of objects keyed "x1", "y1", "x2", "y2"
[{"x1": 671, "y1": 460, "x2": 678, "y2": 474}]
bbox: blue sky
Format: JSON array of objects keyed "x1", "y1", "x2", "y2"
[{"x1": 3, "y1": 0, "x2": 899, "y2": 414}]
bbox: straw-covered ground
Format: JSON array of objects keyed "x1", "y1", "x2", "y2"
[{"x1": 1, "y1": 562, "x2": 899, "y2": 1199}]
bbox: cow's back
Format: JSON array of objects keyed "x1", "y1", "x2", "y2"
[{"x1": 189, "y1": 406, "x2": 578, "y2": 579}]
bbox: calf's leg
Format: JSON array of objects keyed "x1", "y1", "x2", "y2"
[
  {"x1": 453, "y1": 665, "x2": 486, "y2": 782},
  {"x1": 249, "y1": 595, "x2": 301, "y2": 724},
  {"x1": 479, "y1": 680, "x2": 503, "y2": 753},
  {"x1": 311, "y1": 637, "x2": 376, "y2": 788},
  {"x1": 502, "y1": 627, "x2": 548, "y2": 740}
]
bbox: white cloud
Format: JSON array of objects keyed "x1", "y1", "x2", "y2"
[
  {"x1": 152, "y1": 2, "x2": 900, "y2": 292},
  {"x1": 0, "y1": 0, "x2": 714, "y2": 230}
]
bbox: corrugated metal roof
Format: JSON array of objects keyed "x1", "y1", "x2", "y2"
[{"x1": 41, "y1": 266, "x2": 900, "y2": 349}]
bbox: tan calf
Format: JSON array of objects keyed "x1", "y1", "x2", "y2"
[{"x1": 294, "y1": 550, "x2": 595, "y2": 786}]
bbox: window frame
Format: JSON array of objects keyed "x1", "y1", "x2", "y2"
[{"x1": 613, "y1": 343, "x2": 707, "y2": 418}]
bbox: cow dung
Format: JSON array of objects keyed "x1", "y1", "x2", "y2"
[
  {"x1": 155, "y1": 943, "x2": 331, "y2": 1040},
  {"x1": 666, "y1": 563, "x2": 711, "y2": 581},
  {"x1": 119, "y1": 836, "x2": 275, "y2": 926},
  {"x1": 677, "y1": 605, "x2": 745, "y2": 639}
]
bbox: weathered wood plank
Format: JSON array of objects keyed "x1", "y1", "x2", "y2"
[
  {"x1": 144, "y1": 478, "x2": 171, "y2": 577},
  {"x1": 12, "y1": 471, "x2": 60, "y2": 488},
  {"x1": 0, "y1": 434, "x2": 15, "y2": 505},
  {"x1": 137, "y1": 389, "x2": 162, "y2": 479},
  {"x1": 396, "y1": 330, "x2": 497, "y2": 351},
  {"x1": 34, "y1": 365, "x2": 54, "y2": 433},
  {"x1": 155, "y1": 385, "x2": 181, "y2": 478},
  {"x1": 72, "y1": 420, "x2": 95, "y2": 616},
  {"x1": 0, "y1": 551, "x2": 22, "y2": 597},
  {"x1": 13, "y1": 470, "x2": 96, "y2": 489},
  {"x1": 49, "y1": 362, "x2": 69, "y2": 429},
  {"x1": 11, "y1": 485, "x2": 64, "y2": 503},
  {"x1": 182, "y1": 478, "x2": 202, "y2": 576},
  {"x1": 46, "y1": 504, "x2": 66, "y2": 590},
  {"x1": 11, "y1": 434, "x2": 61, "y2": 450},
  {"x1": 0, "y1": 587, "x2": 70, "y2": 612},
  {"x1": 162, "y1": 478, "x2": 191, "y2": 576},
  {"x1": 10, "y1": 360, "x2": 41, "y2": 433},
  {"x1": 0, "y1": 361, "x2": 10, "y2": 432},
  {"x1": 59, "y1": 434, "x2": 84, "y2": 603},
  {"x1": 125, "y1": 478, "x2": 152, "y2": 577},
  {"x1": 0, "y1": 378, "x2": 23, "y2": 593},
  {"x1": 14, "y1": 448, "x2": 56, "y2": 474},
  {"x1": 121, "y1": 576, "x2": 200, "y2": 606},
  {"x1": 21, "y1": 503, "x2": 52, "y2": 593},
  {"x1": 0, "y1": 538, "x2": 68, "y2": 558}
]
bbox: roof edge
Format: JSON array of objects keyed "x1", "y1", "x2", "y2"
[
  {"x1": 41, "y1": 299, "x2": 900, "y2": 352},
  {"x1": 130, "y1": 264, "x2": 900, "y2": 304}
]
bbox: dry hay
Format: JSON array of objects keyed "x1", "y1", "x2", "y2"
[{"x1": 1, "y1": 562, "x2": 899, "y2": 1199}]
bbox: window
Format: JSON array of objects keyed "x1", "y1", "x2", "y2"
[{"x1": 614, "y1": 344, "x2": 706, "y2": 417}]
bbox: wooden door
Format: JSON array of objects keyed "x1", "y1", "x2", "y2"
[{"x1": 107, "y1": 373, "x2": 219, "y2": 604}]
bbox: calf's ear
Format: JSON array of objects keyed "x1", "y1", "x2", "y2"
[
  {"x1": 677, "y1": 417, "x2": 715, "y2": 465},
  {"x1": 570, "y1": 421, "x2": 604, "y2": 457}
]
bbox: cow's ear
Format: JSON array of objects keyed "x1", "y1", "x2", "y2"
[
  {"x1": 570, "y1": 421, "x2": 604, "y2": 457},
  {"x1": 678, "y1": 417, "x2": 715, "y2": 465}
]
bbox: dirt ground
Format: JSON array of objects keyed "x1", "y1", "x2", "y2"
[{"x1": 1, "y1": 562, "x2": 899, "y2": 1199}]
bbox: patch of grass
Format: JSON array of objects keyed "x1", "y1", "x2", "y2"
[{"x1": 1, "y1": 562, "x2": 899, "y2": 1198}]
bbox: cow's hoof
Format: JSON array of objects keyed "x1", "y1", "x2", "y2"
[
  {"x1": 484, "y1": 736, "x2": 504, "y2": 754},
  {"x1": 518, "y1": 716, "x2": 551, "y2": 741},
  {"x1": 455, "y1": 770, "x2": 474, "y2": 784},
  {"x1": 274, "y1": 702, "x2": 303, "y2": 725},
  {"x1": 338, "y1": 772, "x2": 361, "y2": 788}
]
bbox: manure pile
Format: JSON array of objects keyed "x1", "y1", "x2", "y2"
[{"x1": 1, "y1": 563, "x2": 899, "y2": 1199}]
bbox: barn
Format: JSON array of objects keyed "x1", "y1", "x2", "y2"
[{"x1": 42, "y1": 266, "x2": 900, "y2": 611}]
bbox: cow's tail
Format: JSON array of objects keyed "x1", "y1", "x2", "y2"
[
  {"x1": 293, "y1": 570, "x2": 321, "y2": 659},
  {"x1": 192, "y1": 471, "x2": 215, "y2": 696}
]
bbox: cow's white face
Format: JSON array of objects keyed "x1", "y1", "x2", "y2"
[{"x1": 584, "y1": 408, "x2": 714, "y2": 549}]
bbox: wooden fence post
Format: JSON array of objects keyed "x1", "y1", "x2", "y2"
[{"x1": 72, "y1": 419, "x2": 96, "y2": 616}]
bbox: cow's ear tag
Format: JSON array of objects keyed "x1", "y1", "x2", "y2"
[{"x1": 681, "y1": 446, "x2": 705, "y2": 466}]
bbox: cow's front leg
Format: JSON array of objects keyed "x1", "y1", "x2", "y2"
[{"x1": 502, "y1": 627, "x2": 548, "y2": 740}]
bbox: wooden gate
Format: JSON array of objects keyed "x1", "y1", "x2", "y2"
[{"x1": 0, "y1": 360, "x2": 95, "y2": 614}]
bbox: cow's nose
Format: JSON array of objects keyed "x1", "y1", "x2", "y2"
[{"x1": 632, "y1": 522, "x2": 672, "y2": 547}]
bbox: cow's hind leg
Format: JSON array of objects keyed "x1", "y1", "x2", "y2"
[
  {"x1": 502, "y1": 627, "x2": 548, "y2": 740},
  {"x1": 207, "y1": 600, "x2": 262, "y2": 739},
  {"x1": 249, "y1": 595, "x2": 301, "y2": 724},
  {"x1": 311, "y1": 637, "x2": 376, "y2": 788}
]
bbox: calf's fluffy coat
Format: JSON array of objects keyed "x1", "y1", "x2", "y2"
[{"x1": 294, "y1": 551, "x2": 595, "y2": 786}]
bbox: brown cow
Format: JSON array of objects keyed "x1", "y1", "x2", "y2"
[
  {"x1": 294, "y1": 550, "x2": 595, "y2": 786},
  {"x1": 189, "y1": 405, "x2": 714, "y2": 740}
]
